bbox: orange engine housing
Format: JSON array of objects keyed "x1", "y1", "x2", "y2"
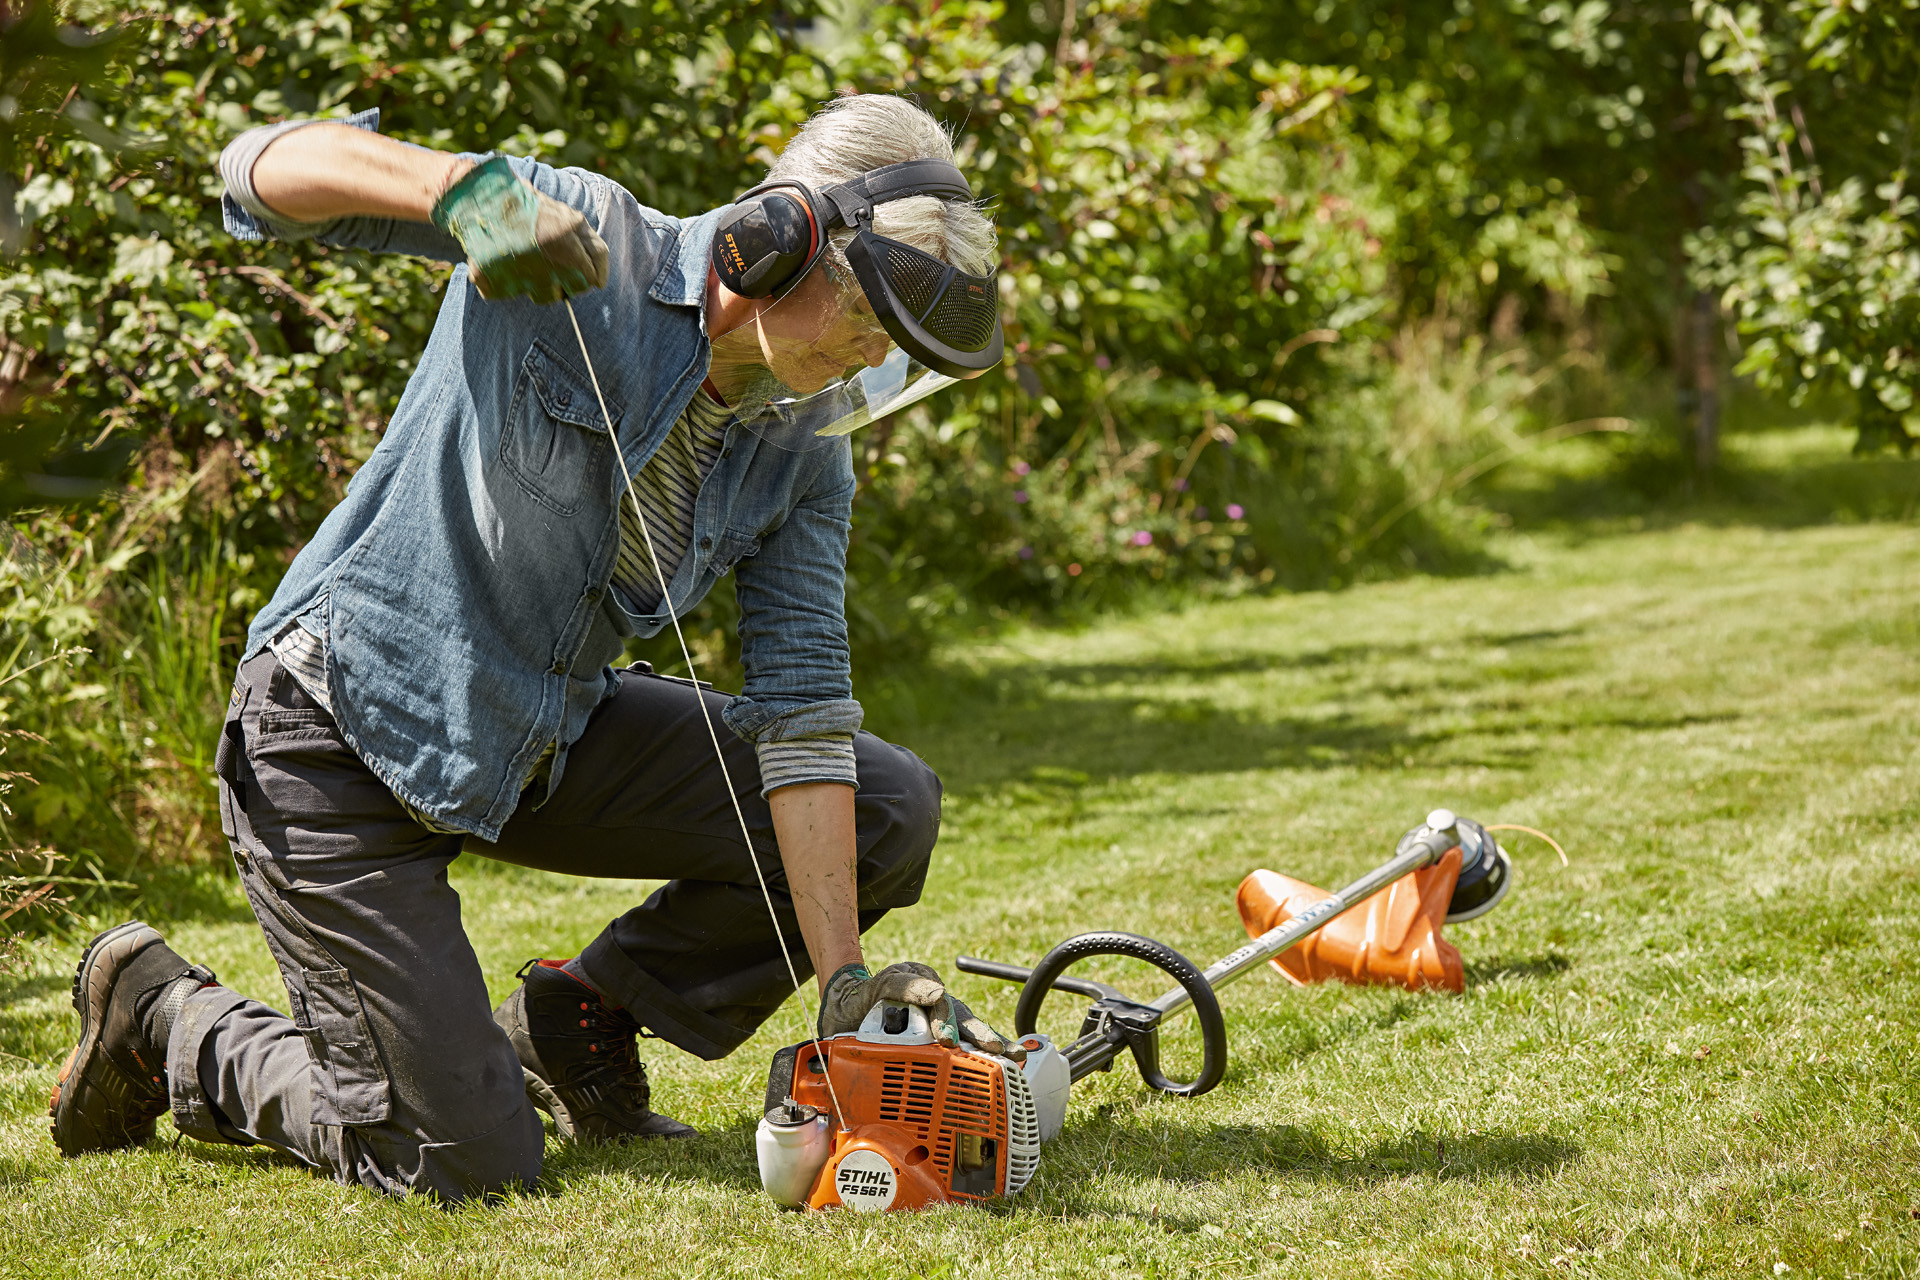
[{"x1": 775, "y1": 1032, "x2": 1038, "y2": 1211}]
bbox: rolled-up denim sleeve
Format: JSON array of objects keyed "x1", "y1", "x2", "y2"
[
  {"x1": 723, "y1": 450, "x2": 864, "y2": 746},
  {"x1": 221, "y1": 108, "x2": 457, "y2": 259}
]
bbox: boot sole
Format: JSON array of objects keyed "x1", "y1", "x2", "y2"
[
  {"x1": 518, "y1": 1068, "x2": 695, "y2": 1143},
  {"x1": 47, "y1": 921, "x2": 164, "y2": 1157},
  {"x1": 520, "y1": 1066, "x2": 580, "y2": 1140}
]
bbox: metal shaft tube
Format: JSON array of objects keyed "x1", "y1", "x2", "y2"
[{"x1": 1146, "y1": 822, "x2": 1459, "y2": 1018}]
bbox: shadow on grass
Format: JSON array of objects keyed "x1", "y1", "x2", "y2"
[
  {"x1": 886, "y1": 616, "x2": 1624, "y2": 781},
  {"x1": 140, "y1": 1123, "x2": 768, "y2": 1205},
  {"x1": 539, "y1": 1117, "x2": 765, "y2": 1195},
  {"x1": 1466, "y1": 952, "x2": 1574, "y2": 985},
  {"x1": 1482, "y1": 429, "x2": 1920, "y2": 534},
  {"x1": 1038, "y1": 1117, "x2": 1579, "y2": 1224},
  {"x1": 560, "y1": 1113, "x2": 1578, "y2": 1218},
  {"x1": 19, "y1": 1110, "x2": 1572, "y2": 1223}
]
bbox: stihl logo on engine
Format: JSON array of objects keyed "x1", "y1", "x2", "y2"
[{"x1": 833, "y1": 1149, "x2": 898, "y2": 1212}]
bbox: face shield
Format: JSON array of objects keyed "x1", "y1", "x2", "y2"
[{"x1": 708, "y1": 260, "x2": 963, "y2": 452}]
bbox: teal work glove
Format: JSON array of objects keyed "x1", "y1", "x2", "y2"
[
  {"x1": 818, "y1": 961, "x2": 1025, "y2": 1062},
  {"x1": 430, "y1": 156, "x2": 609, "y2": 305}
]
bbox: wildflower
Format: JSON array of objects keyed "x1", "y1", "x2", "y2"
[
  {"x1": 1095, "y1": 354, "x2": 1111, "y2": 370},
  {"x1": 1131, "y1": 530, "x2": 1153, "y2": 546},
  {"x1": 1014, "y1": 490, "x2": 1029, "y2": 504},
  {"x1": 1226, "y1": 503, "x2": 1245, "y2": 520},
  {"x1": 1067, "y1": 563, "x2": 1082, "y2": 576},
  {"x1": 1172, "y1": 478, "x2": 1188, "y2": 491},
  {"x1": 1018, "y1": 546, "x2": 1033, "y2": 560},
  {"x1": 1012, "y1": 460, "x2": 1031, "y2": 476}
]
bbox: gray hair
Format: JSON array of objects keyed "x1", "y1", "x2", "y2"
[{"x1": 767, "y1": 94, "x2": 998, "y2": 279}]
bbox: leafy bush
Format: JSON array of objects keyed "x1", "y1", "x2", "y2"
[
  {"x1": 1688, "y1": 2, "x2": 1920, "y2": 452},
  {"x1": 7, "y1": 0, "x2": 1917, "y2": 885}
]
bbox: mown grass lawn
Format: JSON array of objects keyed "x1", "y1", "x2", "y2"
[{"x1": 2, "y1": 425, "x2": 1917, "y2": 1278}]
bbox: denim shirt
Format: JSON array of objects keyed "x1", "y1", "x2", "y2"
[{"x1": 230, "y1": 112, "x2": 860, "y2": 841}]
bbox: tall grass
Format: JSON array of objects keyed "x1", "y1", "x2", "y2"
[
  {"x1": 0, "y1": 472, "x2": 260, "y2": 925},
  {"x1": 103, "y1": 541, "x2": 256, "y2": 864}
]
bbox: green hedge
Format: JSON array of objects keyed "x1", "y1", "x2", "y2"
[{"x1": 3, "y1": 0, "x2": 1916, "y2": 886}]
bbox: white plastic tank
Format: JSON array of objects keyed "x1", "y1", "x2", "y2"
[
  {"x1": 757, "y1": 1099, "x2": 832, "y2": 1208},
  {"x1": 1017, "y1": 1034, "x2": 1071, "y2": 1143}
]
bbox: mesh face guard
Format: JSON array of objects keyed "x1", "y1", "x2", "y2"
[
  {"x1": 709, "y1": 266, "x2": 959, "y2": 454},
  {"x1": 844, "y1": 229, "x2": 1003, "y2": 379}
]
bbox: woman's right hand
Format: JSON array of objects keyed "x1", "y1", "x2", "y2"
[{"x1": 429, "y1": 157, "x2": 609, "y2": 305}]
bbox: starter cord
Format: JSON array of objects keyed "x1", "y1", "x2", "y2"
[{"x1": 564, "y1": 297, "x2": 848, "y2": 1128}]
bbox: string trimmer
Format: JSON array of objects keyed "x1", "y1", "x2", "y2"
[
  {"x1": 951, "y1": 807, "x2": 1511, "y2": 1098},
  {"x1": 753, "y1": 808, "x2": 1517, "y2": 1210}
]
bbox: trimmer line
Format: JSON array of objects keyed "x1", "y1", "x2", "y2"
[{"x1": 564, "y1": 296, "x2": 847, "y2": 1126}]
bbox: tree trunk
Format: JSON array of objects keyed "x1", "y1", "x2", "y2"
[{"x1": 1692, "y1": 289, "x2": 1721, "y2": 475}]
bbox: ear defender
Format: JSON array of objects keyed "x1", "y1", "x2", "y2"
[{"x1": 711, "y1": 186, "x2": 822, "y2": 298}]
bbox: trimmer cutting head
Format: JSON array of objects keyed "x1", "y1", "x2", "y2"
[{"x1": 1420, "y1": 809, "x2": 1513, "y2": 923}]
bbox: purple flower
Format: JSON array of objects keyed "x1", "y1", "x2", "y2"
[
  {"x1": 1095, "y1": 354, "x2": 1111, "y2": 370},
  {"x1": 1226, "y1": 503, "x2": 1245, "y2": 520},
  {"x1": 1194, "y1": 506, "x2": 1209, "y2": 520},
  {"x1": 1172, "y1": 478, "x2": 1188, "y2": 492},
  {"x1": 1018, "y1": 545, "x2": 1034, "y2": 559},
  {"x1": 1012, "y1": 460, "x2": 1031, "y2": 476},
  {"x1": 1014, "y1": 490, "x2": 1029, "y2": 504},
  {"x1": 1131, "y1": 530, "x2": 1153, "y2": 546}
]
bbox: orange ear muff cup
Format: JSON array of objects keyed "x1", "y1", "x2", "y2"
[{"x1": 1235, "y1": 848, "x2": 1466, "y2": 993}]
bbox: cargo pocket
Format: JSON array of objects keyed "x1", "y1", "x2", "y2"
[{"x1": 290, "y1": 965, "x2": 392, "y2": 1126}]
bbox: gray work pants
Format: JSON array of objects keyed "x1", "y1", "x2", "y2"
[{"x1": 168, "y1": 650, "x2": 940, "y2": 1202}]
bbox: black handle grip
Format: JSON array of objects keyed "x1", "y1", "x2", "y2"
[
  {"x1": 955, "y1": 954, "x2": 1118, "y2": 1002},
  {"x1": 1013, "y1": 930, "x2": 1229, "y2": 1098}
]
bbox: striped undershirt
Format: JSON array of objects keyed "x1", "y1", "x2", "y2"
[{"x1": 268, "y1": 389, "x2": 856, "y2": 828}]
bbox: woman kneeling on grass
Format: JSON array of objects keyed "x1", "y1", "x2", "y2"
[{"x1": 46, "y1": 92, "x2": 1019, "y2": 1202}]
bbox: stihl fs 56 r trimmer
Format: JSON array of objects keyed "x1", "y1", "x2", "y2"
[{"x1": 754, "y1": 809, "x2": 1514, "y2": 1211}]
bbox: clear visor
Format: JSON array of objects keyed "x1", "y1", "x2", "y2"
[
  {"x1": 742, "y1": 348, "x2": 959, "y2": 451},
  {"x1": 706, "y1": 261, "x2": 958, "y2": 451}
]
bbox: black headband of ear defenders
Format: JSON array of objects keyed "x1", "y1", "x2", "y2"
[{"x1": 710, "y1": 159, "x2": 1004, "y2": 379}]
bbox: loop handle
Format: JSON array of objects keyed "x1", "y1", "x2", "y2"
[{"x1": 1013, "y1": 930, "x2": 1229, "y2": 1098}]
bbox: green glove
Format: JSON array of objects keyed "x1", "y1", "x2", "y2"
[
  {"x1": 818, "y1": 961, "x2": 1025, "y2": 1062},
  {"x1": 430, "y1": 156, "x2": 609, "y2": 305}
]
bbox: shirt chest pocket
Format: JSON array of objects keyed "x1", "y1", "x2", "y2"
[{"x1": 500, "y1": 339, "x2": 617, "y2": 517}]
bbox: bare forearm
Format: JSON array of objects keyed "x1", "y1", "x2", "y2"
[
  {"x1": 768, "y1": 781, "x2": 863, "y2": 994},
  {"x1": 248, "y1": 123, "x2": 472, "y2": 224}
]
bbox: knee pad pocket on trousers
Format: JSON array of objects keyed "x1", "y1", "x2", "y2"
[
  {"x1": 411, "y1": 1102, "x2": 547, "y2": 1204},
  {"x1": 289, "y1": 965, "x2": 393, "y2": 1126}
]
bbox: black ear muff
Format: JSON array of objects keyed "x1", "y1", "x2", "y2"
[{"x1": 712, "y1": 188, "x2": 820, "y2": 298}]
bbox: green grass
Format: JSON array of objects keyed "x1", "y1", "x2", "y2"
[{"x1": 3, "y1": 424, "x2": 1919, "y2": 1277}]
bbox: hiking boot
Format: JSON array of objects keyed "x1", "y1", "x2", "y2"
[
  {"x1": 493, "y1": 959, "x2": 696, "y2": 1143},
  {"x1": 48, "y1": 921, "x2": 216, "y2": 1156}
]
